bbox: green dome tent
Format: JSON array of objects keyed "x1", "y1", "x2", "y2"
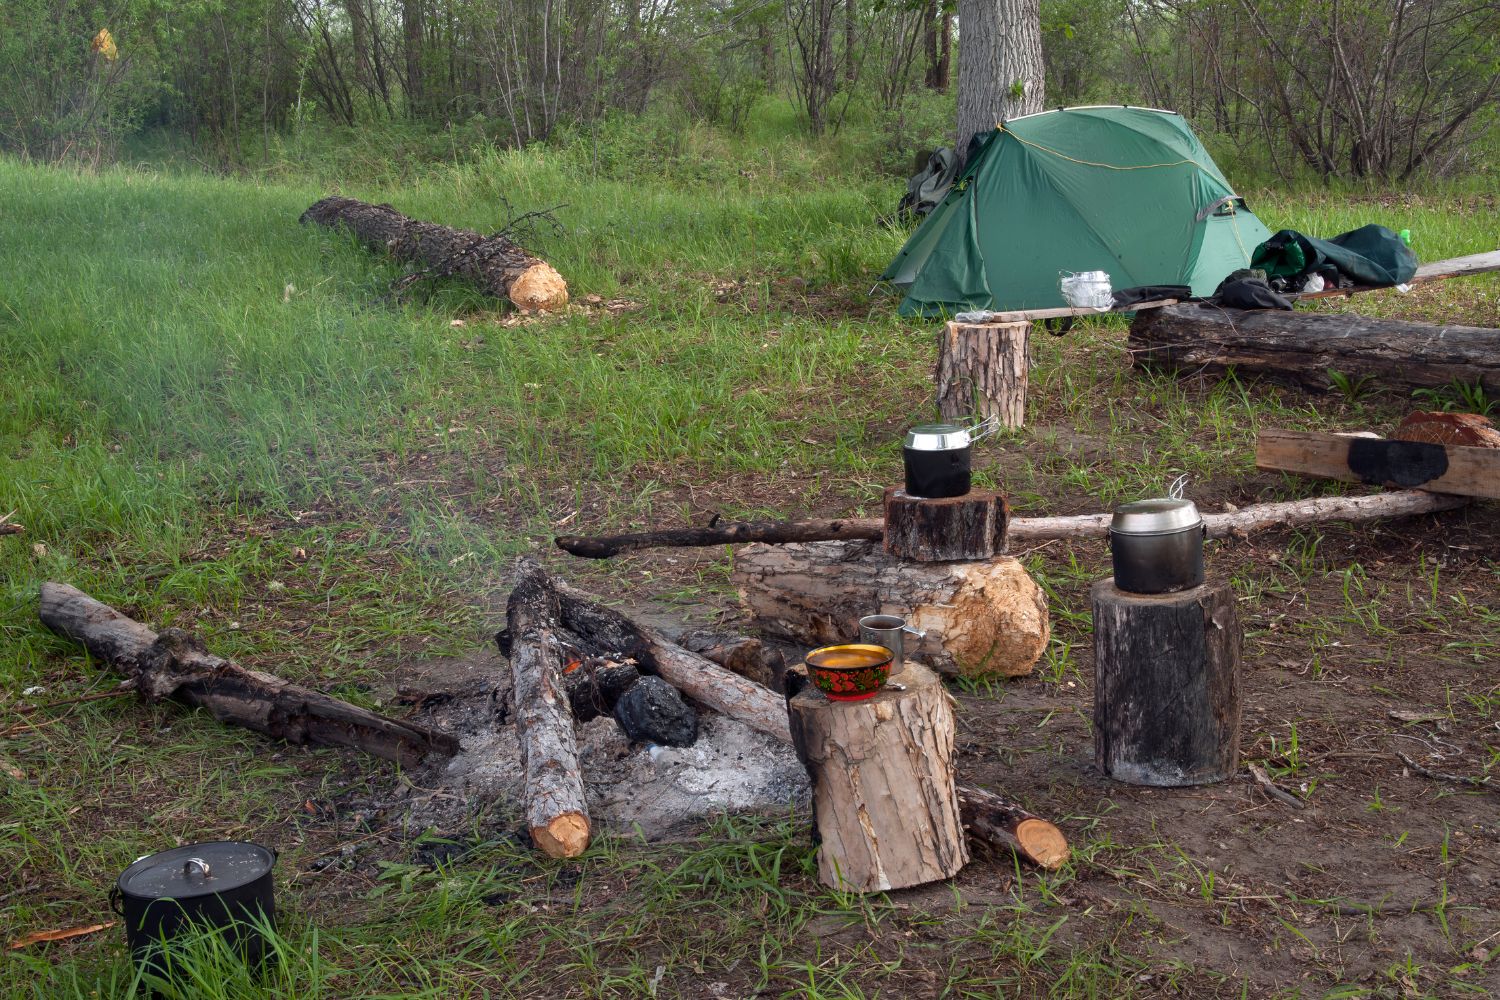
[{"x1": 881, "y1": 106, "x2": 1272, "y2": 316}]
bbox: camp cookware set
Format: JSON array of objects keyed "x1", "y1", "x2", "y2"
[
  {"x1": 901, "y1": 416, "x2": 998, "y2": 498},
  {"x1": 1109, "y1": 496, "x2": 1206, "y2": 594},
  {"x1": 113, "y1": 841, "x2": 277, "y2": 987}
]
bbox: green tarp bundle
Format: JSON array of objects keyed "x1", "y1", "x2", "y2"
[
  {"x1": 881, "y1": 106, "x2": 1273, "y2": 316},
  {"x1": 1251, "y1": 225, "x2": 1417, "y2": 288}
]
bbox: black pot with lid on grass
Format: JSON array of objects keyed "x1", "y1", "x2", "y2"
[
  {"x1": 902, "y1": 416, "x2": 998, "y2": 499},
  {"x1": 112, "y1": 841, "x2": 277, "y2": 987},
  {"x1": 1109, "y1": 497, "x2": 1206, "y2": 594}
]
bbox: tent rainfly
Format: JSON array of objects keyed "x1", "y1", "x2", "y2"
[{"x1": 882, "y1": 106, "x2": 1273, "y2": 316}]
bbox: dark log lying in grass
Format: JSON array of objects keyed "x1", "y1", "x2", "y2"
[
  {"x1": 299, "y1": 196, "x2": 568, "y2": 312},
  {"x1": 1129, "y1": 303, "x2": 1500, "y2": 393},
  {"x1": 38, "y1": 582, "x2": 457, "y2": 766},
  {"x1": 505, "y1": 560, "x2": 591, "y2": 858},
  {"x1": 554, "y1": 517, "x2": 884, "y2": 559},
  {"x1": 557, "y1": 490, "x2": 1467, "y2": 558}
]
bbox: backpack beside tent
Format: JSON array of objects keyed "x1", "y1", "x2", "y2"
[{"x1": 881, "y1": 106, "x2": 1273, "y2": 316}]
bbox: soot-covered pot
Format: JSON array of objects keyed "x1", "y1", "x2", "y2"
[
  {"x1": 903, "y1": 417, "x2": 1002, "y2": 498},
  {"x1": 1109, "y1": 498, "x2": 1206, "y2": 594},
  {"x1": 112, "y1": 841, "x2": 277, "y2": 981}
]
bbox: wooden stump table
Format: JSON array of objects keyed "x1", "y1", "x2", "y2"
[
  {"x1": 788, "y1": 662, "x2": 969, "y2": 891},
  {"x1": 936, "y1": 320, "x2": 1029, "y2": 427},
  {"x1": 1091, "y1": 579, "x2": 1242, "y2": 786}
]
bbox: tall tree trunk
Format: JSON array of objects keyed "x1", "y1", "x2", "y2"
[
  {"x1": 403, "y1": 0, "x2": 424, "y2": 116},
  {"x1": 956, "y1": 0, "x2": 1044, "y2": 157},
  {"x1": 936, "y1": 10, "x2": 952, "y2": 92},
  {"x1": 346, "y1": 0, "x2": 373, "y2": 100},
  {"x1": 924, "y1": 4, "x2": 940, "y2": 89},
  {"x1": 845, "y1": 0, "x2": 858, "y2": 84}
]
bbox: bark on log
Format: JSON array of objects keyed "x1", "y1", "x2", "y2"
[
  {"x1": 300, "y1": 196, "x2": 568, "y2": 312},
  {"x1": 882, "y1": 487, "x2": 1009, "y2": 562},
  {"x1": 555, "y1": 517, "x2": 883, "y2": 559},
  {"x1": 1092, "y1": 579, "x2": 1242, "y2": 786},
  {"x1": 936, "y1": 320, "x2": 1029, "y2": 427},
  {"x1": 37, "y1": 582, "x2": 458, "y2": 766},
  {"x1": 788, "y1": 663, "x2": 968, "y2": 891},
  {"x1": 1129, "y1": 304, "x2": 1500, "y2": 393},
  {"x1": 734, "y1": 540, "x2": 1049, "y2": 680},
  {"x1": 542, "y1": 574, "x2": 794, "y2": 742},
  {"x1": 676, "y1": 631, "x2": 787, "y2": 694},
  {"x1": 957, "y1": 785, "x2": 1070, "y2": 870},
  {"x1": 506, "y1": 560, "x2": 591, "y2": 858}
]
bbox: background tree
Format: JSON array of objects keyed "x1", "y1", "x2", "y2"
[{"x1": 955, "y1": 0, "x2": 1045, "y2": 158}]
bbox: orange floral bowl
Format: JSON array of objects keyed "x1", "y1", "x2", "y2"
[{"x1": 805, "y1": 644, "x2": 894, "y2": 702}]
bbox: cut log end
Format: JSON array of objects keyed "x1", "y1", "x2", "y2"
[
  {"x1": 532, "y1": 812, "x2": 591, "y2": 858},
  {"x1": 510, "y1": 263, "x2": 569, "y2": 312},
  {"x1": 1013, "y1": 818, "x2": 1070, "y2": 870}
]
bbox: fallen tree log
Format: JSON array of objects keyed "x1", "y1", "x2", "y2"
[
  {"x1": 557, "y1": 489, "x2": 1467, "y2": 558},
  {"x1": 1129, "y1": 304, "x2": 1500, "y2": 393},
  {"x1": 506, "y1": 560, "x2": 591, "y2": 858},
  {"x1": 299, "y1": 196, "x2": 568, "y2": 312},
  {"x1": 734, "y1": 540, "x2": 1050, "y2": 680},
  {"x1": 38, "y1": 583, "x2": 457, "y2": 766},
  {"x1": 555, "y1": 517, "x2": 883, "y2": 559}
]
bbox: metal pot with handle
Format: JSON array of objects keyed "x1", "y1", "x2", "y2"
[
  {"x1": 1109, "y1": 497, "x2": 1206, "y2": 594},
  {"x1": 112, "y1": 841, "x2": 277, "y2": 986},
  {"x1": 902, "y1": 416, "x2": 998, "y2": 499}
]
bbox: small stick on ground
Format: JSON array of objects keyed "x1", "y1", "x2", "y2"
[
  {"x1": 0, "y1": 510, "x2": 21, "y2": 536},
  {"x1": 1247, "y1": 764, "x2": 1306, "y2": 809},
  {"x1": 1397, "y1": 751, "x2": 1494, "y2": 790}
]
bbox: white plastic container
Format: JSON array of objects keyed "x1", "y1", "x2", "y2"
[{"x1": 1059, "y1": 270, "x2": 1113, "y2": 310}]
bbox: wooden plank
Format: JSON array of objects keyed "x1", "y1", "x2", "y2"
[
  {"x1": 1255, "y1": 429, "x2": 1500, "y2": 499},
  {"x1": 979, "y1": 299, "x2": 1178, "y2": 323},
  {"x1": 1294, "y1": 250, "x2": 1500, "y2": 301},
  {"x1": 1413, "y1": 249, "x2": 1500, "y2": 283}
]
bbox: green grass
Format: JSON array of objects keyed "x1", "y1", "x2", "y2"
[{"x1": 3, "y1": 124, "x2": 1499, "y2": 998}]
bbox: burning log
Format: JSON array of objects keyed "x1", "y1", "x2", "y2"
[
  {"x1": 733, "y1": 540, "x2": 1049, "y2": 680},
  {"x1": 788, "y1": 662, "x2": 969, "y2": 891},
  {"x1": 676, "y1": 631, "x2": 788, "y2": 694},
  {"x1": 505, "y1": 560, "x2": 591, "y2": 858},
  {"x1": 299, "y1": 196, "x2": 568, "y2": 312},
  {"x1": 542, "y1": 574, "x2": 795, "y2": 742},
  {"x1": 37, "y1": 583, "x2": 457, "y2": 766}
]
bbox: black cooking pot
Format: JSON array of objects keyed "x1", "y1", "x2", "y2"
[
  {"x1": 1109, "y1": 498, "x2": 1206, "y2": 594},
  {"x1": 902, "y1": 419, "x2": 996, "y2": 498},
  {"x1": 112, "y1": 842, "x2": 277, "y2": 984}
]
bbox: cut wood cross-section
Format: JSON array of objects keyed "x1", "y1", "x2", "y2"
[{"x1": 300, "y1": 196, "x2": 568, "y2": 312}]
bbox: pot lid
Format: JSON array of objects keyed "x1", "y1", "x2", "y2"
[
  {"x1": 904, "y1": 424, "x2": 970, "y2": 452},
  {"x1": 117, "y1": 842, "x2": 275, "y2": 900},
  {"x1": 1111, "y1": 498, "x2": 1202, "y2": 535}
]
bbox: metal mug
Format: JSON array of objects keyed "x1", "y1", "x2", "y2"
[{"x1": 857, "y1": 615, "x2": 926, "y2": 672}]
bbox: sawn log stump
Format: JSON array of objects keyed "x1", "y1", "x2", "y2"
[
  {"x1": 882, "y1": 487, "x2": 1009, "y2": 562},
  {"x1": 936, "y1": 320, "x2": 1029, "y2": 427},
  {"x1": 788, "y1": 662, "x2": 968, "y2": 891},
  {"x1": 1091, "y1": 579, "x2": 1242, "y2": 786}
]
